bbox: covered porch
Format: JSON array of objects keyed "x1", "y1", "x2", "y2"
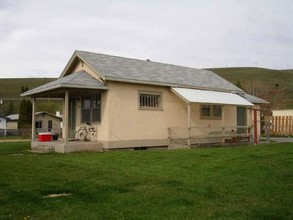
[
  {"x1": 21, "y1": 71, "x2": 108, "y2": 153},
  {"x1": 169, "y1": 88, "x2": 254, "y2": 149}
]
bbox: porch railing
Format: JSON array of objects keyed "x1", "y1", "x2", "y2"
[{"x1": 168, "y1": 126, "x2": 252, "y2": 149}]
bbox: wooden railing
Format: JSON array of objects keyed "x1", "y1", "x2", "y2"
[{"x1": 168, "y1": 126, "x2": 252, "y2": 149}]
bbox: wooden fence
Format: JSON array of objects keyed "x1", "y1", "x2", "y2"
[{"x1": 265, "y1": 116, "x2": 293, "y2": 136}]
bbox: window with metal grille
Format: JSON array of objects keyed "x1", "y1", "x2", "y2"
[{"x1": 139, "y1": 91, "x2": 162, "y2": 110}]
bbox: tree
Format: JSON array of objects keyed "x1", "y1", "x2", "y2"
[
  {"x1": 243, "y1": 80, "x2": 287, "y2": 111},
  {"x1": 36, "y1": 100, "x2": 62, "y2": 114},
  {"x1": 235, "y1": 79, "x2": 244, "y2": 90},
  {"x1": 18, "y1": 99, "x2": 32, "y2": 129},
  {"x1": 4, "y1": 101, "x2": 15, "y2": 116},
  {"x1": 21, "y1": 86, "x2": 29, "y2": 93}
]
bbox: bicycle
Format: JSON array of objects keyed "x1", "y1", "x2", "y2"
[{"x1": 74, "y1": 122, "x2": 96, "y2": 141}]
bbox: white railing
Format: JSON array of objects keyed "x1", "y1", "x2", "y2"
[{"x1": 168, "y1": 126, "x2": 252, "y2": 148}]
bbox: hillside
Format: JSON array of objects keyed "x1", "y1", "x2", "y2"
[
  {"x1": 0, "y1": 78, "x2": 57, "y2": 98},
  {"x1": 0, "y1": 78, "x2": 58, "y2": 116},
  {"x1": 208, "y1": 67, "x2": 293, "y2": 109}
]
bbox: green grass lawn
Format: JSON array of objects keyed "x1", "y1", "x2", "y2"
[{"x1": 0, "y1": 142, "x2": 292, "y2": 219}]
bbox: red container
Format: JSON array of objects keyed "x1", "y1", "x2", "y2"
[{"x1": 38, "y1": 132, "x2": 52, "y2": 142}]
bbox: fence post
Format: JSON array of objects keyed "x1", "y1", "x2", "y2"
[{"x1": 289, "y1": 116, "x2": 293, "y2": 135}]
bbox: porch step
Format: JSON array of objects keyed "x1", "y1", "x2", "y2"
[{"x1": 29, "y1": 146, "x2": 55, "y2": 153}]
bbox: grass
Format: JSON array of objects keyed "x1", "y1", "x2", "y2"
[{"x1": 0, "y1": 142, "x2": 292, "y2": 219}]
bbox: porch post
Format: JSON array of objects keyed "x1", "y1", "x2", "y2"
[
  {"x1": 64, "y1": 91, "x2": 69, "y2": 144},
  {"x1": 221, "y1": 105, "x2": 225, "y2": 143},
  {"x1": 253, "y1": 108, "x2": 258, "y2": 145},
  {"x1": 187, "y1": 103, "x2": 191, "y2": 148},
  {"x1": 31, "y1": 97, "x2": 36, "y2": 141}
]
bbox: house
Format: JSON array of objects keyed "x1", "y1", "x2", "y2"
[
  {"x1": 6, "y1": 114, "x2": 19, "y2": 130},
  {"x1": 35, "y1": 111, "x2": 62, "y2": 134},
  {"x1": 6, "y1": 112, "x2": 62, "y2": 132},
  {"x1": 21, "y1": 50, "x2": 267, "y2": 153}
]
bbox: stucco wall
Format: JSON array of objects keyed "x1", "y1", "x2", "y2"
[
  {"x1": 106, "y1": 82, "x2": 187, "y2": 141},
  {"x1": 102, "y1": 82, "x2": 245, "y2": 148}
]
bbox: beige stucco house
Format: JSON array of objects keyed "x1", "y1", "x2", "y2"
[{"x1": 22, "y1": 50, "x2": 267, "y2": 153}]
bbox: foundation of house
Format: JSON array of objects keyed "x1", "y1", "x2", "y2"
[{"x1": 31, "y1": 139, "x2": 103, "y2": 153}]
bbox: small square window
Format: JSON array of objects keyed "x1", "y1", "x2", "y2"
[
  {"x1": 138, "y1": 91, "x2": 162, "y2": 110},
  {"x1": 200, "y1": 105, "x2": 222, "y2": 119}
]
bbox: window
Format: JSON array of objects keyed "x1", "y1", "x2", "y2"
[
  {"x1": 81, "y1": 94, "x2": 101, "y2": 123},
  {"x1": 200, "y1": 105, "x2": 222, "y2": 119},
  {"x1": 35, "y1": 121, "x2": 42, "y2": 129},
  {"x1": 139, "y1": 91, "x2": 162, "y2": 110}
]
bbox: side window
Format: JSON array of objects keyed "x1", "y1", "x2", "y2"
[
  {"x1": 81, "y1": 97, "x2": 91, "y2": 123},
  {"x1": 138, "y1": 91, "x2": 163, "y2": 110},
  {"x1": 81, "y1": 94, "x2": 101, "y2": 123},
  {"x1": 35, "y1": 121, "x2": 42, "y2": 129},
  {"x1": 200, "y1": 105, "x2": 222, "y2": 119}
]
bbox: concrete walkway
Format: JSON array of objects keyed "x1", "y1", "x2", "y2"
[{"x1": 270, "y1": 137, "x2": 293, "y2": 143}]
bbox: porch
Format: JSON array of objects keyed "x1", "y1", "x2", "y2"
[
  {"x1": 170, "y1": 88, "x2": 254, "y2": 149},
  {"x1": 21, "y1": 71, "x2": 109, "y2": 153},
  {"x1": 31, "y1": 139, "x2": 104, "y2": 153}
]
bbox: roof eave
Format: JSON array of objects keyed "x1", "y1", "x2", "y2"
[
  {"x1": 106, "y1": 77, "x2": 241, "y2": 93},
  {"x1": 21, "y1": 83, "x2": 108, "y2": 97},
  {"x1": 106, "y1": 77, "x2": 176, "y2": 87}
]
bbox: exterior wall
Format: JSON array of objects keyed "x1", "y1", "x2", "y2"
[
  {"x1": 7, "y1": 121, "x2": 18, "y2": 129},
  {"x1": 106, "y1": 82, "x2": 185, "y2": 147},
  {"x1": 72, "y1": 61, "x2": 102, "y2": 80},
  {"x1": 100, "y1": 81, "x2": 242, "y2": 149},
  {"x1": 35, "y1": 114, "x2": 62, "y2": 133}
]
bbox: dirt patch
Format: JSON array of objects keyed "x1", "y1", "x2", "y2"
[{"x1": 43, "y1": 193, "x2": 71, "y2": 198}]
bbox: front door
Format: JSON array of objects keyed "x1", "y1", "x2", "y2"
[{"x1": 237, "y1": 107, "x2": 247, "y2": 134}]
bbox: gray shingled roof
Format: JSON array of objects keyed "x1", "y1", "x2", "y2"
[
  {"x1": 241, "y1": 93, "x2": 269, "y2": 104},
  {"x1": 74, "y1": 50, "x2": 243, "y2": 92},
  {"x1": 21, "y1": 71, "x2": 108, "y2": 97}
]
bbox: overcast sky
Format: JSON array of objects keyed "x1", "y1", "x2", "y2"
[{"x1": 0, "y1": 0, "x2": 292, "y2": 78}]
